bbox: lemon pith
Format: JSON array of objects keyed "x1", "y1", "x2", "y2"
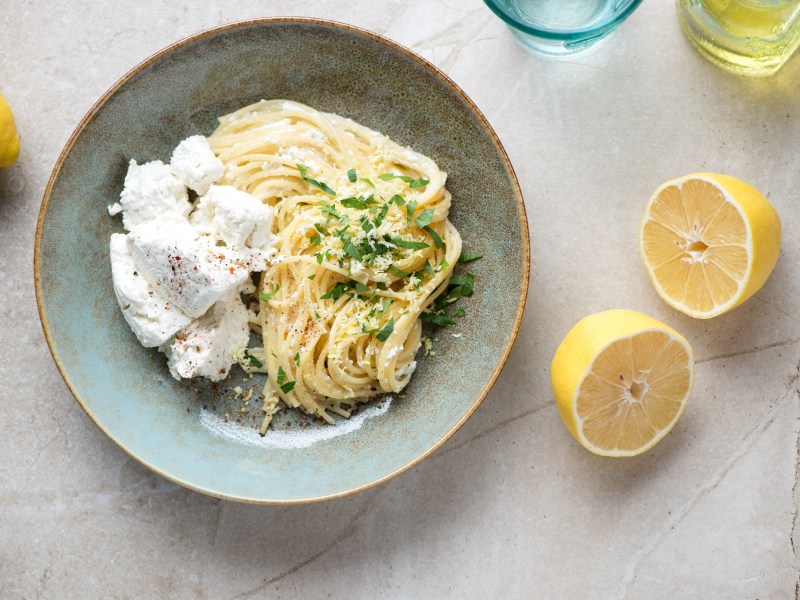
[
  {"x1": 640, "y1": 173, "x2": 781, "y2": 319},
  {"x1": 551, "y1": 310, "x2": 694, "y2": 457},
  {"x1": 0, "y1": 93, "x2": 20, "y2": 168}
]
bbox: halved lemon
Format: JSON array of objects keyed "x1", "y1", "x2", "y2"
[
  {"x1": 640, "y1": 173, "x2": 781, "y2": 319},
  {"x1": 551, "y1": 309, "x2": 694, "y2": 457}
]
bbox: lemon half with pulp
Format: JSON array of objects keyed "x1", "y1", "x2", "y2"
[
  {"x1": 640, "y1": 173, "x2": 781, "y2": 319},
  {"x1": 551, "y1": 309, "x2": 694, "y2": 457}
]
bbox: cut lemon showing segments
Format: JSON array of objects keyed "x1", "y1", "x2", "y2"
[
  {"x1": 551, "y1": 309, "x2": 694, "y2": 457},
  {"x1": 640, "y1": 173, "x2": 781, "y2": 319}
]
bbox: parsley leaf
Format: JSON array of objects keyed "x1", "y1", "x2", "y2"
[
  {"x1": 460, "y1": 252, "x2": 483, "y2": 263},
  {"x1": 260, "y1": 284, "x2": 280, "y2": 302},
  {"x1": 309, "y1": 234, "x2": 321, "y2": 246},
  {"x1": 423, "y1": 225, "x2": 443, "y2": 248},
  {"x1": 245, "y1": 353, "x2": 263, "y2": 368},
  {"x1": 341, "y1": 195, "x2": 376, "y2": 210},
  {"x1": 361, "y1": 178, "x2": 375, "y2": 188},
  {"x1": 449, "y1": 273, "x2": 475, "y2": 296},
  {"x1": 319, "y1": 201, "x2": 342, "y2": 222},
  {"x1": 308, "y1": 273, "x2": 316, "y2": 280},
  {"x1": 347, "y1": 168, "x2": 357, "y2": 182},
  {"x1": 359, "y1": 214, "x2": 374, "y2": 234},
  {"x1": 374, "y1": 203, "x2": 390, "y2": 227},
  {"x1": 280, "y1": 380, "x2": 296, "y2": 394},
  {"x1": 376, "y1": 317, "x2": 395, "y2": 342},
  {"x1": 414, "y1": 208, "x2": 434, "y2": 229},
  {"x1": 343, "y1": 242, "x2": 363, "y2": 261},
  {"x1": 321, "y1": 282, "x2": 348, "y2": 300},
  {"x1": 453, "y1": 307, "x2": 466, "y2": 317},
  {"x1": 378, "y1": 173, "x2": 430, "y2": 189},
  {"x1": 420, "y1": 310, "x2": 455, "y2": 327},
  {"x1": 390, "y1": 236, "x2": 430, "y2": 251},
  {"x1": 296, "y1": 163, "x2": 336, "y2": 195},
  {"x1": 405, "y1": 199, "x2": 418, "y2": 228},
  {"x1": 293, "y1": 352, "x2": 300, "y2": 366},
  {"x1": 388, "y1": 264, "x2": 409, "y2": 278},
  {"x1": 277, "y1": 367, "x2": 286, "y2": 385}
]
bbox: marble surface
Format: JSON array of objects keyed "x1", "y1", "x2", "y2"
[{"x1": 2, "y1": 1, "x2": 800, "y2": 598}]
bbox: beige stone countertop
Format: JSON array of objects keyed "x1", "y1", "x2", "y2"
[{"x1": 2, "y1": 1, "x2": 800, "y2": 598}]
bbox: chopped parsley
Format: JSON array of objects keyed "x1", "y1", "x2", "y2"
[
  {"x1": 378, "y1": 298, "x2": 392, "y2": 316},
  {"x1": 378, "y1": 173, "x2": 430, "y2": 189},
  {"x1": 308, "y1": 274, "x2": 316, "y2": 280},
  {"x1": 460, "y1": 252, "x2": 483, "y2": 263},
  {"x1": 276, "y1": 367, "x2": 296, "y2": 394},
  {"x1": 374, "y1": 203, "x2": 391, "y2": 227},
  {"x1": 390, "y1": 236, "x2": 429, "y2": 251},
  {"x1": 293, "y1": 352, "x2": 301, "y2": 366},
  {"x1": 376, "y1": 317, "x2": 395, "y2": 342},
  {"x1": 319, "y1": 201, "x2": 342, "y2": 222},
  {"x1": 343, "y1": 242, "x2": 363, "y2": 261},
  {"x1": 297, "y1": 163, "x2": 336, "y2": 195},
  {"x1": 341, "y1": 195, "x2": 376, "y2": 210},
  {"x1": 420, "y1": 309, "x2": 456, "y2": 327},
  {"x1": 424, "y1": 225, "x2": 443, "y2": 248},
  {"x1": 347, "y1": 168, "x2": 357, "y2": 182},
  {"x1": 388, "y1": 264, "x2": 409, "y2": 278},
  {"x1": 321, "y1": 282, "x2": 348, "y2": 301},
  {"x1": 244, "y1": 353, "x2": 263, "y2": 368},
  {"x1": 260, "y1": 284, "x2": 280, "y2": 302},
  {"x1": 414, "y1": 208, "x2": 434, "y2": 229},
  {"x1": 421, "y1": 266, "x2": 476, "y2": 328},
  {"x1": 405, "y1": 199, "x2": 418, "y2": 228},
  {"x1": 359, "y1": 214, "x2": 374, "y2": 234}
]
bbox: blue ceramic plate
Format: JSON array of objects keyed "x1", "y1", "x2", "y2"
[{"x1": 35, "y1": 18, "x2": 529, "y2": 503}]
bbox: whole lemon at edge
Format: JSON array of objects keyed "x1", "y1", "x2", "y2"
[{"x1": 0, "y1": 93, "x2": 20, "y2": 168}]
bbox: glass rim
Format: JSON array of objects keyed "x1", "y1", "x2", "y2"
[{"x1": 482, "y1": 0, "x2": 644, "y2": 41}]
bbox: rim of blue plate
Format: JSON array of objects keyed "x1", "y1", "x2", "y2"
[
  {"x1": 483, "y1": 0, "x2": 644, "y2": 41},
  {"x1": 33, "y1": 17, "x2": 531, "y2": 504}
]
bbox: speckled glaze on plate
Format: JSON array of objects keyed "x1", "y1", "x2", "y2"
[{"x1": 34, "y1": 18, "x2": 530, "y2": 503}]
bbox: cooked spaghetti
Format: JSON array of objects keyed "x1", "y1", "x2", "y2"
[{"x1": 208, "y1": 100, "x2": 462, "y2": 429}]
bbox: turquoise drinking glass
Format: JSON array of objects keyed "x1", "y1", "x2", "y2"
[{"x1": 483, "y1": 0, "x2": 644, "y2": 55}]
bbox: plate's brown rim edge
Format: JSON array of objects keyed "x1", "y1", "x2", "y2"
[{"x1": 33, "y1": 16, "x2": 531, "y2": 505}]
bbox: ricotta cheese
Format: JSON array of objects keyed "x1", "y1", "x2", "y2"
[
  {"x1": 160, "y1": 291, "x2": 250, "y2": 381},
  {"x1": 109, "y1": 233, "x2": 192, "y2": 348},
  {"x1": 170, "y1": 135, "x2": 224, "y2": 196},
  {"x1": 109, "y1": 135, "x2": 275, "y2": 382},
  {"x1": 128, "y1": 221, "x2": 250, "y2": 319},
  {"x1": 109, "y1": 159, "x2": 191, "y2": 231},
  {"x1": 189, "y1": 184, "x2": 275, "y2": 265}
]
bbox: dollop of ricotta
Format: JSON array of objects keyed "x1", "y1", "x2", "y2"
[
  {"x1": 160, "y1": 292, "x2": 250, "y2": 381},
  {"x1": 108, "y1": 159, "x2": 190, "y2": 231},
  {"x1": 170, "y1": 135, "x2": 225, "y2": 196},
  {"x1": 109, "y1": 136, "x2": 274, "y2": 382}
]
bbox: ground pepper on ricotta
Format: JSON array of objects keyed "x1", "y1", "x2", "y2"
[{"x1": 108, "y1": 135, "x2": 275, "y2": 382}]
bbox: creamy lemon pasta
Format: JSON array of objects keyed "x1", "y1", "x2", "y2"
[{"x1": 208, "y1": 100, "x2": 463, "y2": 431}]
